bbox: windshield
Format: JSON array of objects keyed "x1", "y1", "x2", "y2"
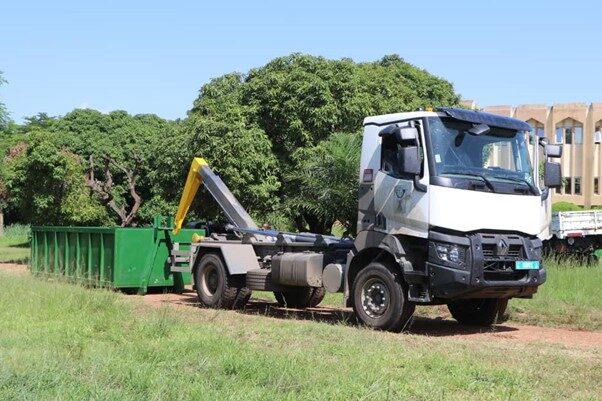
[{"x1": 427, "y1": 117, "x2": 535, "y2": 187}]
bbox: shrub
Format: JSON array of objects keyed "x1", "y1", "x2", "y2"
[{"x1": 552, "y1": 202, "x2": 582, "y2": 212}]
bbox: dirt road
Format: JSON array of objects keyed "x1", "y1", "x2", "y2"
[{"x1": 3, "y1": 263, "x2": 601, "y2": 349}]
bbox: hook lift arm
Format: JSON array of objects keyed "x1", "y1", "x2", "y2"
[{"x1": 173, "y1": 158, "x2": 258, "y2": 234}]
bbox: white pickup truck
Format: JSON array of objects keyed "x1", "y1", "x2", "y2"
[{"x1": 547, "y1": 210, "x2": 602, "y2": 258}]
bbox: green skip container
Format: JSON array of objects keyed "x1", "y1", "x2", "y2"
[{"x1": 29, "y1": 217, "x2": 204, "y2": 293}]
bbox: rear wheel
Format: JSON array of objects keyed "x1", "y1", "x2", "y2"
[
  {"x1": 447, "y1": 298, "x2": 508, "y2": 326},
  {"x1": 352, "y1": 262, "x2": 415, "y2": 332},
  {"x1": 194, "y1": 253, "x2": 249, "y2": 309},
  {"x1": 308, "y1": 287, "x2": 326, "y2": 307},
  {"x1": 273, "y1": 287, "x2": 325, "y2": 308}
]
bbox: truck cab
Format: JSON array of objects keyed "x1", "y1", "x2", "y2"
[{"x1": 348, "y1": 108, "x2": 562, "y2": 330}]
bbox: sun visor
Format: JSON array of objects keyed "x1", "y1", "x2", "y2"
[{"x1": 437, "y1": 107, "x2": 532, "y2": 132}]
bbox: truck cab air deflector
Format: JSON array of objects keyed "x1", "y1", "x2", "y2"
[{"x1": 437, "y1": 107, "x2": 532, "y2": 132}]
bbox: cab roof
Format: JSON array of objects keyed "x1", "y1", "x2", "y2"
[{"x1": 363, "y1": 107, "x2": 533, "y2": 132}]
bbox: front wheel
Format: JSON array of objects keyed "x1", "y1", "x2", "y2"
[
  {"x1": 447, "y1": 298, "x2": 508, "y2": 326},
  {"x1": 352, "y1": 262, "x2": 415, "y2": 332}
]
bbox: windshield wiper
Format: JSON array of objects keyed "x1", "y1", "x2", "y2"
[
  {"x1": 491, "y1": 176, "x2": 538, "y2": 195},
  {"x1": 442, "y1": 172, "x2": 495, "y2": 192}
]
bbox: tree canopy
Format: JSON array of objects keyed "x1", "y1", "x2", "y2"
[
  {"x1": 1, "y1": 54, "x2": 460, "y2": 233},
  {"x1": 188, "y1": 54, "x2": 460, "y2": 232}
]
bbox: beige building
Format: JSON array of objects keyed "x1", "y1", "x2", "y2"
[{"x1": 481, "y1": 103, "x2": 602, "y2": 208}]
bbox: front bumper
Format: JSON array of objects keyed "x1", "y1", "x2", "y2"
[{"x1": 427, "y1": 231, "x2": 546, "y2": 300}]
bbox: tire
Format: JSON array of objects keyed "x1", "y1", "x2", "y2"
[
  {"x1": 194, "y1": 253, "x2": 247, "y2": 310},
  {"x1": 246, "y1": 269, "x2": 273, "y2": 290},
  {"x1": 352, "y1": 262, "x2": 415, "y2": 332},
  {"x1": 447, "y1": 298, "x2": 508, "y2": 326},
  {"x1": 307, "y1": 287, "x2": 326, "y2": 307},
  {"x1": 273, "y1": 287, "x2": 325, "y2": 308},
  {"x1": 274, "y1": 291, "x2": 286, "y2": 306},
  {"x1": 234, "y1": 287, "x2": 252, "y2": 309}
]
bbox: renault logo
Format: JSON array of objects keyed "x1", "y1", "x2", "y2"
[
  {"x1": 394, "y1": 185, "x2": 406, "y2": 199},
  {"x1": 496, "y1": 239, "x2": 509, "y2": 256}
]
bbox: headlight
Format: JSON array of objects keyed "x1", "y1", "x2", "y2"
[{"x1": 432, "y1": 242, "x2": 466, "y2": 266}]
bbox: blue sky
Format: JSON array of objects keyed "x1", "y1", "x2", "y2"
[{"x1": 1, "y1": 0, "x2": 600, "y2": 123}]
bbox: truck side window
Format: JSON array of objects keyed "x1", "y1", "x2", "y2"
[
  {"x1": 381, "y1": 136, "x2": 402, "y2": 176},
  {"x1": 380, "y1": 120, "x2": 422, "y2": 179}
]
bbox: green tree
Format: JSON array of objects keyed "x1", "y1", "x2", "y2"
[
  {"x1": 5, "y1": 131, "x2": 109, "y2": 225},
  {"x1": 149, "y1": 114, "x2": 281, "y2": 225},
  {"x1": 189, "y1": 54, "x2": 460, "y2": 233},
  {"x1": 286, "y1": 131, "x2": 362, "y2": 235},
  {"x1": 0, "y1": 71, "x2": 11, "y2": 235},
  {"x1": 45, "y1": 109, "x2": 178, "y2": 225},
  {"x1": 2, "y1": 109, "x2": 176, "y2": 227}
]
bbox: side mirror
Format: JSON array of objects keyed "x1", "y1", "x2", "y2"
[
  {"x1": 544, "y1": 161, "x2": 562, "y2": 188},
  {"x1": 398, "y1": 146, "x2": 421, "y2": 175},
  {"x1": 545, "y1": 144, "x2": 562, "y2": 158},
  {"x1": 394, "y1": 127, "x2": 419, "y2": 144}
]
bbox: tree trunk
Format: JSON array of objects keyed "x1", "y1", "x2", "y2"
[{"x1": 0, "y1": 211, "x2": 4, "y2": 237}]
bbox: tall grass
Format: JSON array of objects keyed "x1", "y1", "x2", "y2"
[
  {"x1": 0, "y1": 224, "x2": 30, "y2": 263},
  {"x1": 3, "y1": 223, "x2": 30, "y2": 238},
  {"x1": 509, "y1": 258, "x2": 602, "y2": 330},
  {"x1": 0, "y1": 272, "x2": 599, "y2": 401}
]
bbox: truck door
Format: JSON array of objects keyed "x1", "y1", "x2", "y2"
[{"x1": 373, "y1": 119, "x2": 429, "y2": 238}]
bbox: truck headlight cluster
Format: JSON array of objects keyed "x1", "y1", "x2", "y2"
[{"x1": 432, "y1": 242, "x2": 466, "y2": 266}]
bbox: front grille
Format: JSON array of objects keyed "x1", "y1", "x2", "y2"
[
  {"x1": 482, "y1": 244, "x2": 522, "y2": 260},
  {"x1": 478, "y1": 234, "x2": 530, "y2": 282},
  {"x1": 483, "y1": 261, "x2": 528, "y2": 281}
]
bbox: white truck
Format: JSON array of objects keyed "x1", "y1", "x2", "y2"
[
  {"x1": 547, "y1": 210, "x2": 602, "y2": 259},
  {"x1": 170, "y1": 107, "x2": 563, "y2": 332}
]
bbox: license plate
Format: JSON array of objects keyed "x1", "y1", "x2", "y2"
[{"x1": 515, "y1": 260, "x2": 540, "y2": 270}]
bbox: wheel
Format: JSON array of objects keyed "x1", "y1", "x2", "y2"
[
  {"x1": 273, "y1": 287, "x2": 325, "y2": 308},
  {"x1": 307, "y1": 287, "x2": 325, "y2": 307},
  {"x1": 352, "y1": 262, "x2": 415, "y2": 332},
  {"x1": 273, "y1": 291, "x2": 286, "y2": 306},
  {"x1": 235, "y1": 287, "x2": 252, "y2": 308},
  {"x1": 447, "y1": 298, "x2": 508, "y2": 326},
  {"x1": 194, "y1": 253, "x2": 248, "y2": 309}
]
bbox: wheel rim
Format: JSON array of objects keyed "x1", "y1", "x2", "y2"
[
  {"x1": 200, "y1": 264, "x2": 219, "y2": 295},
  {"x1": 360, "y1": 278, "x2": 390, "y2": 318}
]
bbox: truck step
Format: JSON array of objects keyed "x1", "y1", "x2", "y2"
[
  {"x1": 407, "y1": 284, "x2": 432, "y2": 303},
  {"x1": 169, "y1": 248, "x2": 193, "y2": 273}
]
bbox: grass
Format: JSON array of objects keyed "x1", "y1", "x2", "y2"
[
  {"x1": 416, "y1": 259, "x2": 602, "y2": 331},
  {"x1": 257, "y1": 261, "x2": 602, "y2": 331},
  {"x1": 509, "y1": 258, "x2": 602, "y2": 330},
  {"x1": 0, "y1": 224, "x2": 30, "y2": 264},
  {"x1": 0, "y1": 272, "x2": 600, "y2": 401}
]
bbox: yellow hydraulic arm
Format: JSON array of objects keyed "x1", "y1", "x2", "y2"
[
  {"x1": 173, "y1": 157, "x2": 258, "y2": 234},
  {"x1": 173, "y1": 158, "x2": 207, "y2": 234}
]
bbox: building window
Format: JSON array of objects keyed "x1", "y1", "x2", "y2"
[
  {"x1": 534, "y1": 127, "x2": 544, "y2": 143},
  {"x1": 555, "y1": 128, "x2": 563, "y2": 144},
  {"x1": 596, "y1": 126, "x2": 602, "y2": 144},
  {"x1": 574, "y1": 127, "x2": 583, "y2": 144},
  {"x1": 564, "y1": 177, "x2": 572, "y2": 194},
  {"x1": 526, "y1": 120, "x2": 544, "y2": 145},
  {"x1": 574, "y1": 177, "x2": 581, "y2": 195},
  {"x1": 595, "y1": 177, "x2": 599, "y2": 194},
  {"x1": 555, "y1": 186, "x2": 562, "y2": 194},
  {"x1": 565, "y1": 128, "x2": 572, "y2": 144},
  {"x1": 555, "y1": 119, "x2": 583, "y2": 145}
]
